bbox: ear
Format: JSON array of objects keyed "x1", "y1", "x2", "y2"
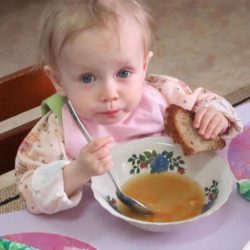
[
  {"x1": 143, "y1": 51, "x2": 153, "y2": 72},
  {"x1": 43, "y1": 65, "x2": 66, "y2": 96}
]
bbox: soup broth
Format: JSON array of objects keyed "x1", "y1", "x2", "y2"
[{"x1": 118, "y1": 172, "x2": 205, "y2": 222}]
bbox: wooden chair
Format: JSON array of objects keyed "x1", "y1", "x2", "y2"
[{"x1": 0, "y1": 66, "x2": 55, "y2": 175}]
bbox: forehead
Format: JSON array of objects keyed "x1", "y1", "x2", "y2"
[{"x1": 60, "y1": 17, "x2": 145, "y2": 63}]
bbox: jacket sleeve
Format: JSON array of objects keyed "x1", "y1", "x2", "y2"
[
  {"x1": 146, "y1": 74, "x2": 243, "y2": 138},
  {"x1": 15, "y1": 112, "x2": 82, "y2": 214}
]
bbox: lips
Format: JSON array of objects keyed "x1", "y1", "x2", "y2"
[{"x1": 99, "y1": 110, "x2": 120, "y2": 116}]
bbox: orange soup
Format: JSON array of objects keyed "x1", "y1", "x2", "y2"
[{"x1": 118, "y1": 172, "x2": 205, "y2": 222}]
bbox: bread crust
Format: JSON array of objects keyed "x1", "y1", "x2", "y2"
[{"x1": 164, "y1": 104, "x2": 226, "y2": 155}]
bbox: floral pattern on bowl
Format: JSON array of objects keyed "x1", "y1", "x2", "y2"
[{"x1": 128, "y1": 150, "x2": 185, "y2": 174}]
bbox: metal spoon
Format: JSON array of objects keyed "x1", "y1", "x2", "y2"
[{"x1": 66, "y1": 99, "x2": 153, "y2": 216}]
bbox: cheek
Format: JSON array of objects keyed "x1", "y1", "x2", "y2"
[
  {"x1": 124, "y1": 80, "x2": 144, "y2": 109},
  {"x1": 67, "y1": 90, "x2": 93, "y2": 116}
]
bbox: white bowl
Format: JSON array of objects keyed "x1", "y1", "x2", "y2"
[{"x1": 91, "y1": 136, "x2": 233, "y2": 232}]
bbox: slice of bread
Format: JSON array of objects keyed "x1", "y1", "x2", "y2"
[{"x1": 165, "y1": 104, "x2": 226, "y2": 155}]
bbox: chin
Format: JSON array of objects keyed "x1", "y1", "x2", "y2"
[
  {"x1": 97, "y1": 114, "x2": 127, "y2": 125},
  {"x1": 98, "y1": 118, "x2": 122, "y2": 125}
]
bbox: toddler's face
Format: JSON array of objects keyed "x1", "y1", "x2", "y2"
[{"x1": 53, "y1": 19, "x2": 152, "y2": 125}]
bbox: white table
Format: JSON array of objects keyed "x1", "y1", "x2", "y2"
[{"x1": 1, "y1": 103, "x2": 250, "y2": 250}]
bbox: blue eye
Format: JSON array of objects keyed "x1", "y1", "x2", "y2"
[
  {"x1": 117, "y1": 70, "x2": 131, "y2": 78},
  {"x1": 80, "y1": 74, "x2": 96, "y2": 84}
]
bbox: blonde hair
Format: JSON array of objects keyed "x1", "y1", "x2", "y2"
[{"x1": 37, "y1": 0, "x2": 155, "y2": 69}]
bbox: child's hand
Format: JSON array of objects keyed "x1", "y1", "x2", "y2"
[
  {"x1": 75, "y1": 136, "x2": 113, "y2": 178},
  {"x1": 193, "y1": 107, "x2": 229, "y2": 139}
]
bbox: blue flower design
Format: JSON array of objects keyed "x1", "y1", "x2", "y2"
[{"x1": 150, "y1": 154, "x2": 169, "y2": 173}]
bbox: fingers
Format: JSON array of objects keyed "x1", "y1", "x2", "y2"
[
  {"x1": 193, "y1": 108, "x2": 207, "y2": 129},
  {"x1": 79, "y1": 136, "x2": 114, "y2": 177},
  {"x1": 201, "y1": 116, "x2": 223, "y2": 139},
  {"x1": 194, "y1": 109, "x2": 214, "y2": 136},
  {"x1": 194, "y1": 107, "x2": 229, "y2": 139},
  {"x1": 210, "y1": 121, "x2": 226, "y2": 139},
  {"x1": 87, "y1": 136, "x2": 113, "y2": 154},
  {"x1": 90, "y1": 154, "x2": 113, "y2": 176}
]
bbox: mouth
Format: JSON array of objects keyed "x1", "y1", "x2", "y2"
[{"x1": 98, "y1": 109, "x2": 121, "y2": 117}]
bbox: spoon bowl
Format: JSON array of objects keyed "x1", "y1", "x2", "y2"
[
  {"x1": 107, "y1": 171, "x2": 153, "y2": 215},
  {"x1": 66, "y1": 99, "x2": 153, "y2": 216}
]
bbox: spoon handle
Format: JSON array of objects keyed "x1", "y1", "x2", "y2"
[
  {"x1": 66, "y1": 99, "x2": 92, "y2": 142},
  {"x1": 66, "y1": 99, "x2": 121, "y2": 189}
]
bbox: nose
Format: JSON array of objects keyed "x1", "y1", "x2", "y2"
[{"x1": 99, "y1": 80, "x2": 119, "y2": 102}]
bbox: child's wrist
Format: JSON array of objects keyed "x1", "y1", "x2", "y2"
[{"x1": 71, "y1": 160, "x2": 91, "y2": 180}]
